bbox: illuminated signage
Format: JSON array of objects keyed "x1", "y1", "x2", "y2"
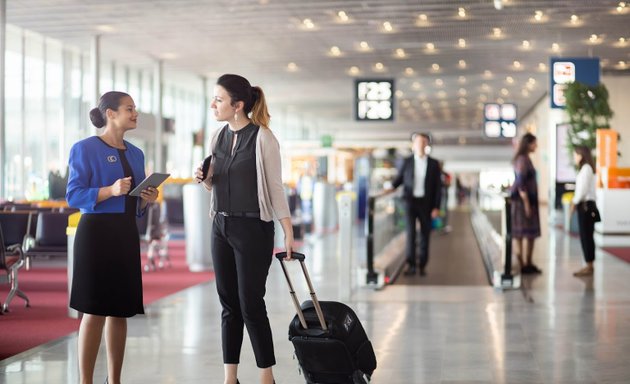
[
  {"x1": 355, "y1": 79, "x2": 394, "y2": 121},
  {"x1": 550, "y1": 57, "x2": 600, "y2": 109},
  {"x1": 483, "y1": 103, "x2": 517, "y2": 138}
]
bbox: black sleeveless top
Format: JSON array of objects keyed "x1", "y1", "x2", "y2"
[{"x1": 212, "y1": 123, "x2": 260, "y2": 213}]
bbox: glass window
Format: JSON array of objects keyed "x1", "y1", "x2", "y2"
[
  {"x1": 24, "y1": 31, "x2": 46, "y2": 199},
  {"x1": 4, "y1": 25, "x2": 24, "y2": 199}
]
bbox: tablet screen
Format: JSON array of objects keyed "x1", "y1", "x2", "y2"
[{"x1": 128, "y1": 173, "x2": 171, "y2": 196}]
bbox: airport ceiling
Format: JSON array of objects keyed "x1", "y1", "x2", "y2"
[{"x1": 7, "y1": 0, "x2": 630, "y2": 145}]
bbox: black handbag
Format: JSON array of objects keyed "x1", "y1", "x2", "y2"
[{"x1": 584, "y1": 201, "x2": 601, "y2": 222}]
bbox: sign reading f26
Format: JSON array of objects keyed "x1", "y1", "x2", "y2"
[{"x1": 355, "y1": 79, "x2": 394, "y2": 121}]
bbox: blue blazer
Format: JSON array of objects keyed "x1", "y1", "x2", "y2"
[{"x1": 66, "y1": 136, "x2": 146, "y2": 216}]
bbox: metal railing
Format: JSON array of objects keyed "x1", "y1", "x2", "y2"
[
  {"x1": 470, "y1": 188, "x2": 519, "y2": 289},
  {"x1": 366, "y1": 193, "x2": 406, "y2": 287}
]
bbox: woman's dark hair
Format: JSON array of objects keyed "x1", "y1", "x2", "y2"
[
  {"x1": 217, "y1": 74, "x2": 270, "y2": 128},
  {"x1": 574, "y1": 145, "x2": 595, "y2": 171},
  {"x1": 89, "y1": 91, "x2": 131, "y2": 128},
  {"x1": 512, "y1": 132, "x2": 537, "y2": 163}
]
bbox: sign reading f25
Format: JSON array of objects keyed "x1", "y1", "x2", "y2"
[{"x1": 355, "y1": 79, "x2": 394, "y2": 121}]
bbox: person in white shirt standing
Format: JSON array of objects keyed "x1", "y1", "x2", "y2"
[{"x1": 570, "y1": 145, "x2": 598, "y2": 277}]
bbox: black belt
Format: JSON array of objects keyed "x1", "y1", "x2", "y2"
[{"x1": 217, "y1": 211, "x2": 260, "y2": 218}]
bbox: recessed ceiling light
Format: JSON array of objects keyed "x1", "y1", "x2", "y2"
[
  {"x1": 522, "y1": 40, "x2": 531, "y2": 49},
  {"x1": 438, "y1": 91, "x2": 447, "y2": 99},
  {"x1": 404, "y1": 67, "x2": 415, "y2": 76},
  {"x1": 617, "y1": 61, "x2": 628, "y2": 69},
  {"x1": 435, "y1": 79, "x2": 444, "y2": 87},
  {"x1": 458, "y1": 76, "x2": 467, "y2": 84},
  {"x1": 588, "y1": 34, "x2": 602, "y2": 44},
  {"x1": 419, "y1": 14, "x2": 428, "y2": 21},
  {"x1": 412, "y1": 82, "x2": 422, "y2": 90},
  {"x1": 395, "y1": 48, "x2": 407, "y2": 58},
  {"x1": 382, "y1": 21, "x2": 394, "y2": 32},
  {"x1": 302, "y1": 18, "x2": 315, "y2": 29},
  {"x1": 501, "y1": 88, "x2": 509, "y2": 96},
  {"x1": 481, "y1": 83, "x2": 491, "y2": 91},
  {"x1": 506, "y1": 76, "x2": 515, "y2": 84},
  {"x1": 483, "y1": 70, "x2": 493, "y2": 78},
  {"x1": 426, "y1": 42, "x2": 436, "y2": 51},
  {"x1": 348, "y1": 66, "x2": 360, "y2": 75},
  {"x1": 479, "y1": 94, "x2": 488, "y2": 102},
  {"x1": 395, "y1": 90, "x2": 404, "y2": 98},
  {"x1": 287, "y1": 62, "x2": 298, "y2": 71},
  {"x1": 358, "y1": 41, "x2": 371, "y2": 51},
  {"x1": 615, "y1": 37, "x2": 628, "y2": 47},
  {"x1": 431, "y1": 63, "x2": 441, "y2": 71},
  {"x1": 458, "y1": 88, "x2": 467, "y2": 96},
  {"x1": 617, "y1": 2, "x2": 627, "y2": 13},
  {"x1": 534, "y1": 10, "x2": 544, "y2": 22},
  {"x1": 96, "y1": 24, "x2": 115, "y2": 33},
  {"x1": 458, "y1": 38, "x2": 467, "y2": 48},
  {"x1": 497, "y1": 97, "x2": 505, "y2": 104},
  {"x1": 458, "y1": 59, "x2": 467, "y2": 69},
  {"x1": 522, "y1": 89, "x2": 530, "y2": 97},
  {"x1": 401, "y1": 100, "x2": 411, "y2": 108},
  {"x1": 159, "y1": 52, "x2": 179, "y2": 60},
  {"x1": 374, "y1": 62, "x2": 385, "y2": 72},
  {"x1": 458, "y1": 7, "x2": 467, "y2": 18},
  {"x1": 551, "y1": 43, "x2": 561, "y2": 52},
  {"x1": 513, "y1": 61, "x2": 522, "y2": 69},
  {"x1": 538, "y1": 62, "x2": 547, "y2": 72},
  {"x1": 570, "y1": 14, "x2": 580, "y2": 25},
  {"x1": 337, "y1": 11, "x2": 350, "y2": 22},
  {"x1": 329, "y1": 46, "x2": 342, "y2": 56}
]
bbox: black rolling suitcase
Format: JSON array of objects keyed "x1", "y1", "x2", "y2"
[{"x1": 276, "y1": 252, "x2": 377, "y2": 384}]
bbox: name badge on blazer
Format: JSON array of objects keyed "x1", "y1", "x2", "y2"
[{"x1": 107, "y1": 155, "x2": 118, "y2": 163}]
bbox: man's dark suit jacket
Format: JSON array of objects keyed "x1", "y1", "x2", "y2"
[{"x1": 392, "y1": 155, "x2": 442, "y2": 210}]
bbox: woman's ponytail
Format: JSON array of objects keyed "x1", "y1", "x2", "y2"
[{"x1": 250, "y1": 86, "x2": 270, "y2": 129}]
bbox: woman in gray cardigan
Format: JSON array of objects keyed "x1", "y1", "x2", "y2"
[{"x1": 195, "y1": 74, "x2": 293, "y2": 384}]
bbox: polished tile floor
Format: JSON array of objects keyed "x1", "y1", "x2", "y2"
[{"x1": 2, "y1": 209, "x2": 630, "y2": 384}]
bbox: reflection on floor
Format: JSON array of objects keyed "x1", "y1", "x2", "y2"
[{"x1": 2, "y1": 207, "x2": 630, "y2": 384}]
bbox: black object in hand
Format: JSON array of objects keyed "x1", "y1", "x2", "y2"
[{"x1": 200, "y1": 155, "x2": 212, "y2": 181}]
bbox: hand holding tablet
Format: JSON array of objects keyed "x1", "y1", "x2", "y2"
[{"x1": 129, "y1": 173, "x2": 171, "y2": 197}]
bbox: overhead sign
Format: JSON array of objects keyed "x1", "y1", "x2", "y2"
[
  {"x1": 483, "y1": 103, "x2": 517, "y2": 138},
  {"x1": 354, "y1": 79, "x2": 394, "y2": 121},
  {"x1": 550, "y1": 57, "x2": 600, "y2": 109}
]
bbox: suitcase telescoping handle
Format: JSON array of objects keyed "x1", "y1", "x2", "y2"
[{"x1": 275, "y1": 252, "x2": 328, "y2": 331}]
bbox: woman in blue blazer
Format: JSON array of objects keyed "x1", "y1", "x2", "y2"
[{"x1": 66, "y1": 91, "x2": 158, "y2": 384}]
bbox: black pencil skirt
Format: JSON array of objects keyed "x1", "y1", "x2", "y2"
[{"x1": 70, "y1": 213, "x2": 144, "y2": 317}]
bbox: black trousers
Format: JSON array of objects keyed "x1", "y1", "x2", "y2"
[
  {"x1": 212, "y1": 214, "x2": 275, "y2": 368},
  {"x1": 405, "y1": 197, "x2": 433, "y2": 269},
  {"x1": 577, "y1": 202, "x2": 596, "y2": 263}
]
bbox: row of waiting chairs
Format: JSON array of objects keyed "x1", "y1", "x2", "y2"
[
  {"x1": 0, "y1": 210, "x2": 72, "y2": 312},
  {"x1": 1, "y1": 202, "x2": 173, "y2": 312}
]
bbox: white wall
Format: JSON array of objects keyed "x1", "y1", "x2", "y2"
[{"x1": 603, "y1": 76, "x2": 630, "y2": 167}]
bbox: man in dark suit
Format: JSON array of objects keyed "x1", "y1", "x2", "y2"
[{"x1": 388, "y1": 132, "x2": 442, "y2": 276}]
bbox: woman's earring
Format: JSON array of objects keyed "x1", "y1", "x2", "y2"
[{"x1": 234, "y1": 113, "x2": 238, "y2": 122}]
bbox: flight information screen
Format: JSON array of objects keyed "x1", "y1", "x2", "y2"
[{"x1": 355, "y1": 79, "x2": 394, "y2": 121}]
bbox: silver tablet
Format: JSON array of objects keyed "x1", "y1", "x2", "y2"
[{"x1": 128, "y1": 173, "x2": 171, "y2": 197}]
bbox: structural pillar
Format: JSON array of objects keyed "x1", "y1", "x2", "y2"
[
  {"x1": 153, "y1": 60, "x2": 164, "y2": 172},
  {"x1": 0, "y1": 0, "x2": 6, "y2": 198}
]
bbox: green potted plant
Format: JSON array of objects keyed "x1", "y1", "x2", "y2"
[{"x1": 564, "y1": 81, "x2": 614, "y2": 154}]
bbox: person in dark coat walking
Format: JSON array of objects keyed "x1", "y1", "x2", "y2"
[{"x1": 386, "y1": 132, "x2": 442, "y2": 276}]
